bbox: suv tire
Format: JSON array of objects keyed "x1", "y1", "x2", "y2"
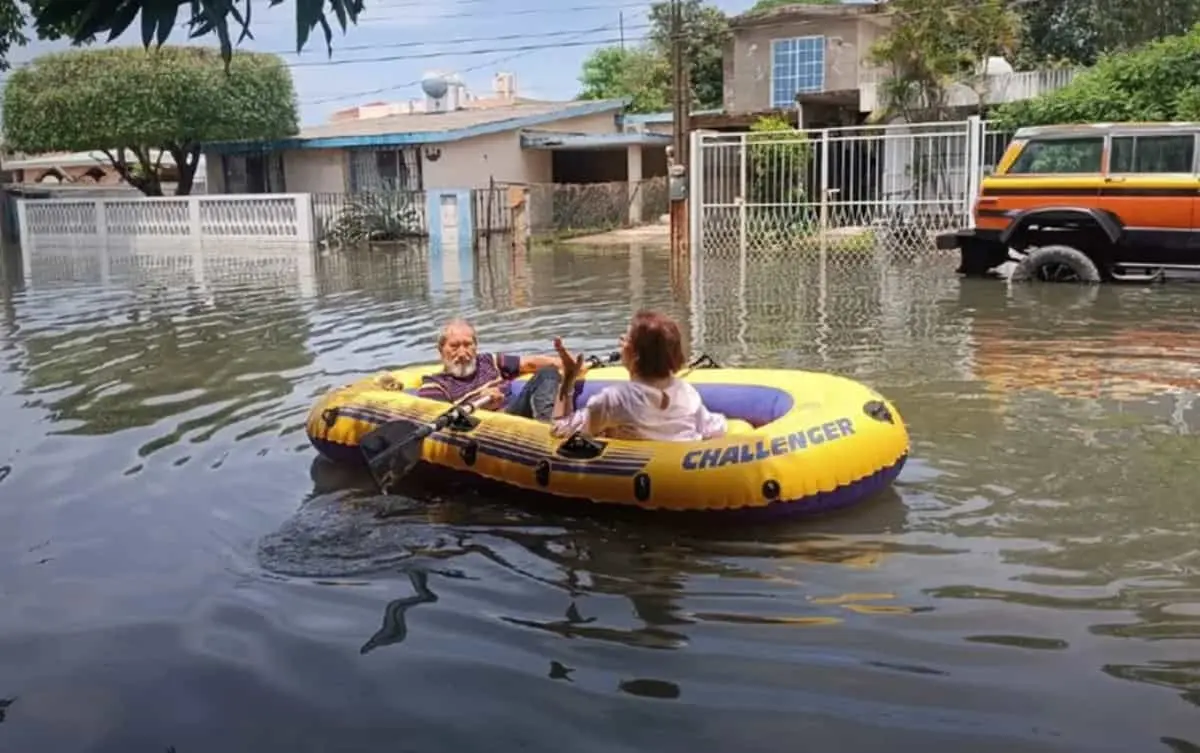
[{"x1": 1009, "y1": 244, "x2": 1102, "y2": 284}]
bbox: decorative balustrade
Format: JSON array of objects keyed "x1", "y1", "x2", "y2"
[{"x1": 17, "y1": 193, "x2": 315, "y2": 244}]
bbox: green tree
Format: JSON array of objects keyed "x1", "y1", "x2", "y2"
[
  {"x1": 747, "y1": 113, "x2": 811, "y2": 205},
  {"x1": 868, "y1": 0, "x2": 1020, "y2": 121},
  {"x1": 577, "y1": 46, "x2": 670, "y2": 113},
  {"x1": 995, "y1": 24, "x2": 1200, "y2": 128},
  {"x1": 646, "y1": 0, "x2": 730, "y2": 110},
  {"x1": 746, "y1": 0, "x2": 835, "y2": 14},
  {"x1": 3, "y1": 46, "x2": 298, "y2": 196},
  {"x1": 575, "y1": 0, "x2": 729, "y2": 113},
  {"x1": 1014, "y1": 0, "x2": 1200, "y2": 69}
]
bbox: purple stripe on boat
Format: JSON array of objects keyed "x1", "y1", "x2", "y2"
[
  {"x1": 307, "y1": 433, "x2": 905, "y2": 521},
  {"x1": 401, "y1": 380, "x2": 795, "y2": 428}
]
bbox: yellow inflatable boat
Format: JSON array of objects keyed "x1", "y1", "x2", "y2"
[{"x1": 305, "y1": 360, "x2": 909, "y2": 519}]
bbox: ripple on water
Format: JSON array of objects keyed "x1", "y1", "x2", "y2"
[{"x1": 1, "y1": 244, "x2": 1200, "y2": 751}]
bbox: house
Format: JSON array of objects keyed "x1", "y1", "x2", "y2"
[
  {"x1": 1, "y1": 149, "x2": 207, "y2": 193},
  {"x1": 624, "y1": 3, "x2": 1086, "y2": 228},
  {"x1": 327, "y1": 73, "x2": 536, "y2": 121},
  {"x1": 718, "y1": 3, "x2": 1080, "y2": 128},
  {"x1": 202, "y1": 76, "x2": 672, "y2": 233},
  {"x1": 722, "y1": 2, "x2": 891, "y2": 127}
]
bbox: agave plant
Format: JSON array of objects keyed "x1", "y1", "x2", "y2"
[{"x1": 323, "y1": 191, "x2": 425, "y2": 247}]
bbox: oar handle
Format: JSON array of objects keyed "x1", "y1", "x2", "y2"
[
  {"x1": 366, "y1": 351, "x2": 623, "y2": 492},
  {"x1": 586, "y1": 351, "x2": 621, "y2": 369},
  {"x1": 368, "y1": 392, "x2": 495, "y2": 476},
  {"x1": 422, "y1": 392, "x2": 493, "y2": 436}
]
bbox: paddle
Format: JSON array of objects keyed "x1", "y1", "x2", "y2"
[
  {"x1": 362, "y1": 390, "x2": 496, "y2": 494},
  {"x1": 361, "y1": 350, "x2": 623, "y2": 493}
]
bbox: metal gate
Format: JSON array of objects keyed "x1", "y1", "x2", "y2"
[
  {"x1": 687, "y1": 116, "x2": 1015, "y2": 262},
  {"x1": 684, "y1": 116, "x2": 1012, "y2": 363}
]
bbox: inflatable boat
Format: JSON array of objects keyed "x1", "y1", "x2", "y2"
[{"x1": 305, "y1": 361, "x2": 909, "y2": 518}]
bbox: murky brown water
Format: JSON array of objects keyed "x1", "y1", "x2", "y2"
[{"x1": 1, "y1": 241, "x2": 1199, "y2": 753}]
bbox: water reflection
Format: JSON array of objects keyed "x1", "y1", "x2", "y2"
[
  {"x1": 262, "y1": 470, "x2": 916, "y2": 659},
  {"x1": 618, "y1": 678, "x2": 681, "y2": 700},
  {"x1": 359, "y1": 569, "x2": 440, "y2": 654},
  {"x1": 16, "y1": 286, "x2": 312, "y2": 453},
  {"x1": 1105, "y1": 660, "x2": 1200, "y2": 708},
  {"x1": 2, "y1": 239, "x2": 1200, "y2": 751}
]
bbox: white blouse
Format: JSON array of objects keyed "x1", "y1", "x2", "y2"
[{"x1": 551, "y1": 378, "x2": 728, "y2": 441}]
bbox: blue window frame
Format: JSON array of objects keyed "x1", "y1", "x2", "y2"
[{"x1": 771, "y1": 36, "x2": 825, "y2": 107}]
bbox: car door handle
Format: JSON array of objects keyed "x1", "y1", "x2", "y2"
[{"x1": 1105, "y1": 176, "x2": 1126, "y2": 183}]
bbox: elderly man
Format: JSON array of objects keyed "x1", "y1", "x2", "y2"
[{"x1": 416, "y1": 318, "x2": 567, "y2": 421}]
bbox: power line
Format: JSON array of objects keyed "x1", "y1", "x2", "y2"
[
  {"x1": 0, "y1": 1, "x2": 651, "y2": 80},
  {"x1": 304, "y1": 25, "x2": 628, "y2": 105},
  {"x1": 276, "y1": 23, "x2": 648, "y2": 56},
  {"x1": 0, "y1": 23, "x2": 649, "y2": 83},
  {"x1": 200, "y1": 1, "x2": 651, "y2": 28},
  {"x1": 288, "y1": 34, "x2": 644, "y2": 69},
  {"x1": 10, "y1": 3, "x2": 831, "y2": 104}
]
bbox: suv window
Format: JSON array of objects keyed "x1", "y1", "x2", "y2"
[
  {"x1": 1008, "y1": 137, "x2": 1104, "y2": 174},
  {"x1": 1110, "y1": 134, "x2": 1195, "y2": 173}
]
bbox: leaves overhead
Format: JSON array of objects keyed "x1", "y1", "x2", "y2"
[
  {"x1": 0, "y1": 0, "x2": 29, "y2": 71},
  {"x1": 3, "y1": 46, "x2": 299, "y2": 194},
  {"x1": 27, "y1": 0, "x2": 365, "y2": 67}
]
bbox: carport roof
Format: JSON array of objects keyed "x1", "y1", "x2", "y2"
[{"x1": 520, "y1": 129, "x2": 673, "y2": 150}]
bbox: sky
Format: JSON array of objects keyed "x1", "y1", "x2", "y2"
[{"x1": 2, "y1": 0, "x2": 765, "y2": 126}]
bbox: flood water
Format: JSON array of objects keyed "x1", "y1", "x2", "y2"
[{"x1": 2, "y1": 241, "x2": 1199, "y2": 752}]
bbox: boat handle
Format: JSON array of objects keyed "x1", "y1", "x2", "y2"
[
  {"x1": 556, "y1": 433, "x2": 607, "y2": 460},
  {"x1": 862, "y1": 400, "x2": 894, "y2": 424}
]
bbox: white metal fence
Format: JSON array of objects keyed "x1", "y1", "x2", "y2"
[
  {"x1": 687, "y1": 116, "x2": 1014, "y2": 260},
  {"x1": 857, "y1": 69, "x2": 1082, "y2": 112},
  {"x1": 17, "y1": 193, "x2": 315, "y2": 246}
]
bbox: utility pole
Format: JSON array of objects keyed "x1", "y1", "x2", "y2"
[
  {"x1": 670, "y1": 0, "x2": 687, "y2": 164},
  {"x1": 619, "y1": 11, "x2": 625, "y2": 50},
  {"x1": 668, "y1": 0, "x2": 691, "y2": 262}
]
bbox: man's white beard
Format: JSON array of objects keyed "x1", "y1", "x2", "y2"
[{"x1": 447, "y1": 359, "x2": 477, "y2": 378}]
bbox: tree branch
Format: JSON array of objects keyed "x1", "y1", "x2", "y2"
[{"x1": 100, "y1": 147, "x2": 134, "y2": 184}]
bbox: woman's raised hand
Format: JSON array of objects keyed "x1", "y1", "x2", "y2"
[{"x1": 553, "y1": 337, "x2": 585, "y2": 384}]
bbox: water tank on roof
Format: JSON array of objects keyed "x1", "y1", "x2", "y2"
[{"x1": 421, "y1": 73, "x2": 449, "y2": 100}]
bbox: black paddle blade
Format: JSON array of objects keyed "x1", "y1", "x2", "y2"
[{"x1": 361, "y1": 419, "x2": 425, "y2": 492}]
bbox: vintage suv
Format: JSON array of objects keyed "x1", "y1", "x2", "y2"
[{"x1": 936, "y1": 122, "x2": 1200, "y2": 283}]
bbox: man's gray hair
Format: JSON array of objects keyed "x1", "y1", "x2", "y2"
[{"x1": 437, "y1": 318, "x2": 477, "y2": 349}]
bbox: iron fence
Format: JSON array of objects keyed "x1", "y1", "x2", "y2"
[
  {"x1": 690, "y1": 117, "x2": 1016, "y2": 262},
  {"x1": 311, "y1": 190, "x2": 428, "y2": 248},
  {"x1": 529, "y1": 177, "x2": 669, "y2": 237},
  {"x1": 472, "y1": 181, "x2": 521, "y2": 237}
]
